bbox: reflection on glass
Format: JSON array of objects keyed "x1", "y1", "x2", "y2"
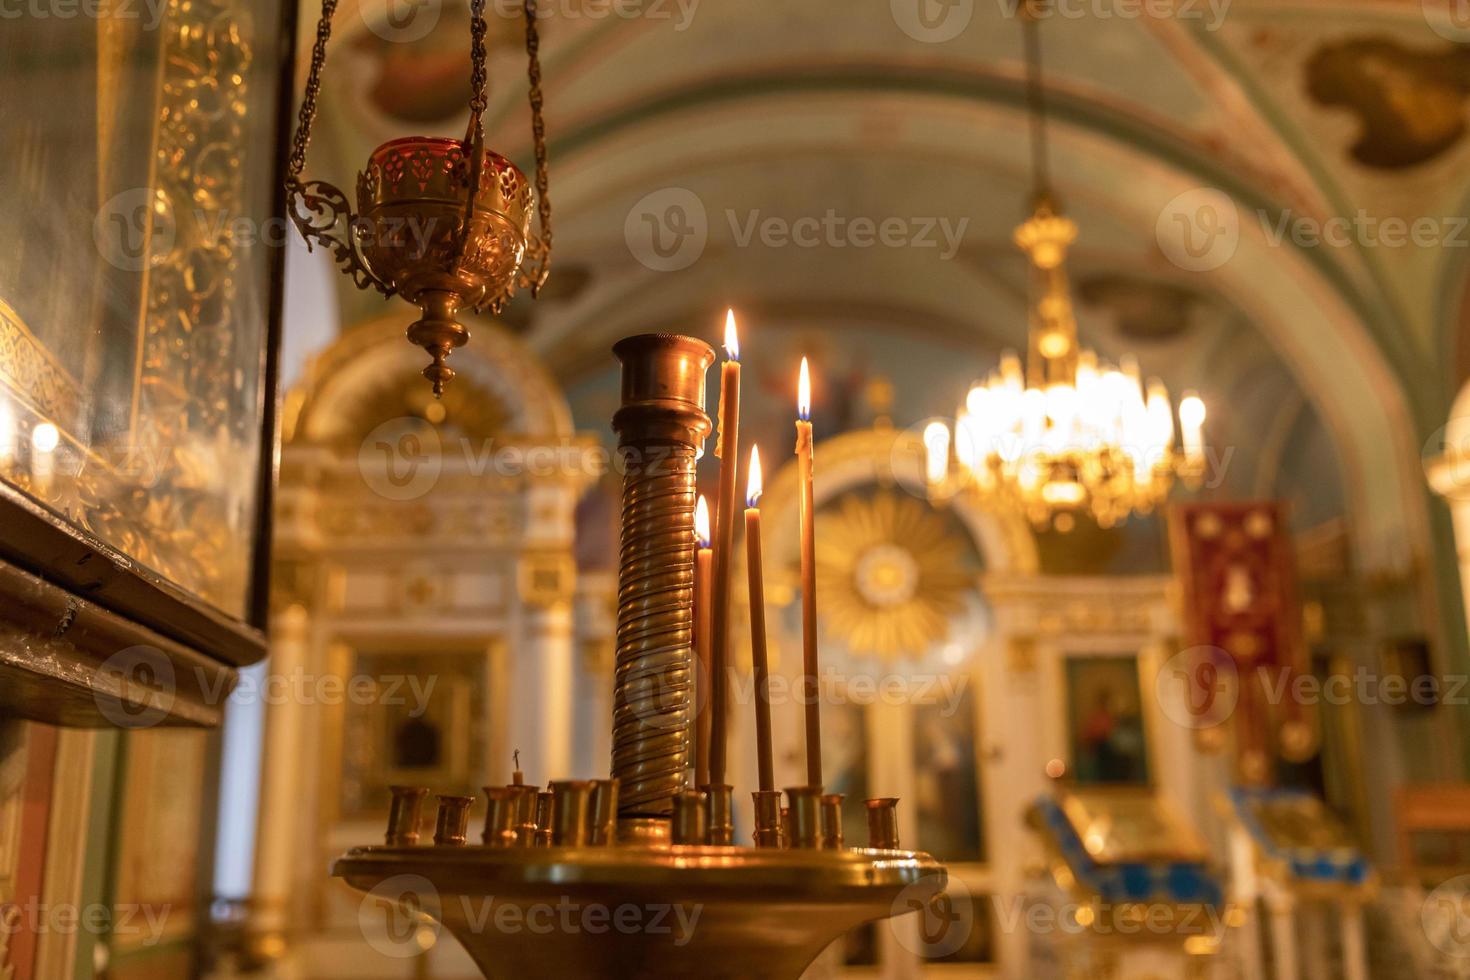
[
  {"x1": 0, "y1": 2, "x2": 287, "y2": 617},
  {"x1": 913, "y1": 682, "x2": 983, "y2": 862}
]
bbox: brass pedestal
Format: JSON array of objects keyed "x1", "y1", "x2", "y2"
[{"x1": 334, "y1": 842, "x2": 944, "y2": 978}]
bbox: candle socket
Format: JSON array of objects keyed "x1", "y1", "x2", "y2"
[
  {"x1": 671, "y1": 790, "x2": 708, "y2": 845},
  {"x1": 611, "y1": 334, "x2": 715, "y2": 818},
  {"x1": 864, "y1": 797, "x2": 900, "y2": 849},
  {"x1": 821, "y1": 794, "x2": 845, "y2": 850},
  {"x1": 385, "y1": 785, "x2": 429, "y2": 846},
  {"x1": 433, "y1": 795, "x2": 475, "y2": 847},
  {"x1": 481, "y1": 787, "x2": 520, "y2": 847},
  {"x1": 588, "y1": 779, "x2": 620, "y2": 846},
  {"x1": 751, "y1": 790, "x2": 783, "y2": 848},
  {"x1": 512, "y1": 785, "x2": 539, "y2": 846},
  {"x1": 534, "y1": 791, "x2": 555, "y2": 847},
  {"x1": 551, "y1": 781, "x2": 594, "y2": 846},
  {"x1": 785, "y1": 786, "x2": 823, "y2": 849},
  {"x1": 703, "y1": 784, "x2": 734, "y2": 845}
]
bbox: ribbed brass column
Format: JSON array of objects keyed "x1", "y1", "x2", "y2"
[{"x1": 611, "y1": 335, "x2": 714, "y2": 818}]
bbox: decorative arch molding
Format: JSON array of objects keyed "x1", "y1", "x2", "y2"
[{"x1": 286, "y1": 314, "x2": 575, "y2": 444}]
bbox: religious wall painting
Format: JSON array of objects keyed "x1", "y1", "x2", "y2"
[
  {"x1": 1064, "y1": 655, "x2": 1151, "y2": 788},
  {"x1": 340, "y1": 649, "x2": 489, "y2": 819}
]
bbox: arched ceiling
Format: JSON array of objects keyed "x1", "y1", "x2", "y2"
[{"x1": 292, "y1": 0, "x2": 1470, "y2": 579}]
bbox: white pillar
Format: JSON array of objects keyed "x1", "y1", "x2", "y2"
[
  {"x1": 247, "y1": 603, "x2": 311, "y2": 963},
  {"x1": 1227, "y1": 824, "x2": 1265, "y2": 980},
  {"x1": 1339, "y1": 900, "x2": 1367, "y2": 980},
  {"x1": 510, "y1": 599, "x2": 575, "y2": 781},
  {"x1": 1264, "y1": 883, "x2": 1299, "y2": 980}
]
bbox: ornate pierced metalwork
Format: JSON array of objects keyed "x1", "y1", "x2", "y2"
[{"x1": 284, "y1": 0, "x2": 554, "y2": 396}]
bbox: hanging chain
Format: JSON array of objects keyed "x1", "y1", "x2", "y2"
[
  {"x1": 524, "y1": 0, "x2": 552, "y2": 293},
  {"x1": 1018, "y1": 0, "x2": 1053, "y2": 209},
  {"x1": 455, "y1": 0, "x2": 491, "y2": 266},
  {"x1": 286, "y1": 0, "x2": 340, "y2": 185}
]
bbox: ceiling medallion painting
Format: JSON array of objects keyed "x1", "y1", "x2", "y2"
[
  {"x1": 1306, "y1": 37, "x2": 1470, "y2": 170},
  {"x1": 815, "y1": 491, "x2": 971, "y2": 661}
]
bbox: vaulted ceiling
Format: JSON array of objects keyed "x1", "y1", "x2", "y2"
[{"x1": 286, "y1": 0, "x2": 1470, "y2": 597}]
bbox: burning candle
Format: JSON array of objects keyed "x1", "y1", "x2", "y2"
[
  {"x1": 744, "y1": 447, "x2": 775, "y2": 793},
  {"x1": 693, "y1": 495, "x2": 713, "y2": 789},
  {"x1": 709, "y1": 311, "x2": 741, "y2": 787},
  {"x1": 795, "y1": 358, "x2": 823, "y2": 788}
]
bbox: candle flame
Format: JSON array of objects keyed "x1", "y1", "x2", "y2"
[
  {"x1": 695, "y1": 494, "x2": 711, "y2": 548},
  {"x1": 747, "y1": 446, "x2": 763, "y2": 507},
  {"x1": 724, "y1": 309, "x2": 740, "y2": 362},
  {"x1": 798, "y1": 357, "x2": 811, "y2": 421}
]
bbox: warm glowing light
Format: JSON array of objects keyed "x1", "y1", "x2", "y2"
[
  {"x1": 1179, "y1": 393, "x2": 1206, "y2": 429},
  {"x1": 798, "y1": 357, "x2": 811, "y2": 422},
  {"x1": 1044, "y1": 758, "x2": 1066, "y2": 779},
  {"x1": 724, "y1": 309, "x2": 740, "y2": 362},
  {"x1": 746, "y1": 446, "x2": 763, "y2": 507},
  {"x1": 923, "y1": 421, "x2": 950, "y2": 486},
  {"x1": 31, "y1": 422, "x2": 59, "y2": 454},
  {"x1": 0, "y1": 401, "x2": 13, "y2": 462},
  {"x1": 695, "y1": 495, "x2": 711, "y2": 548}
]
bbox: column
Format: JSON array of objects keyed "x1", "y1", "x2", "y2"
[{"x1": 245, "y1": 603, "x2": 311, "y2": 965}]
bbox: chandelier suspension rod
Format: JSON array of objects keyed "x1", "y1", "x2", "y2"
[{"x1": 1019, "y1": 1, "x2": 1052, "y2": 207}]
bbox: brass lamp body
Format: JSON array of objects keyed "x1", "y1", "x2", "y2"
[{"x1": 284, "y1": 0, "x2": 551, "y2": 396}]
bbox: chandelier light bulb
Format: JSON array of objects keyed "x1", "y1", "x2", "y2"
[{"x1": 923, "y1": 421, "x2": 951, "y2": 486}]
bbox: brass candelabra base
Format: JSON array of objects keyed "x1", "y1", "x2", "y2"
[{"x1": 334, "y1": 842, "x2": 944, "y2": 979}]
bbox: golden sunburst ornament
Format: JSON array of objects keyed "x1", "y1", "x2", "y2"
[{"x1": 815, "y1": 491, "x2": 972, "y2": 660}]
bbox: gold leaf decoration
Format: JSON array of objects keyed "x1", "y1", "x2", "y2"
[{"x1": 815, "y1": 491, "x2": 972, "y2": 661}]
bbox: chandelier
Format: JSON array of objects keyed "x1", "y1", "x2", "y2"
[{"x1": 925, "y1": 2, "x2": 1205, "y2": 531}]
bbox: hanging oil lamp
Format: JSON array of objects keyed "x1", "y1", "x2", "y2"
[{"x1": 284, "y1": 0, "x2": 554, "y2": 396}]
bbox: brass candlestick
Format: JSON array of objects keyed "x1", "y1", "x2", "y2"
[
  {"x1": 610, "y1": 335, "x2": 714, "y2": 818},
  {"x1": 385, "y1": 785, "x2": 429, "y2": 845},
  {"x1": 330, "y1": 333, "x2": 947, "y2": 979}
]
